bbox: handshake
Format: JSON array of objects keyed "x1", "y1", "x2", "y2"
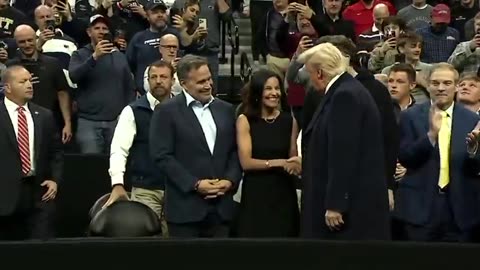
[
  {"x1": 284, "y1": 156, "x2": 302, "y2": 176},
  {"x1": 196, "y1": 179, "x2": 233, "y2": 199},
  {"x1": 267, "y1": 156, "x2": 302, "y2": 176}
]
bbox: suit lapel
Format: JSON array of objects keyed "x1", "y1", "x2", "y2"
[
  {"x1": 29, "y1": 104, "x2": 42, "y2": 164},
  {"x1": 0, "y1": 101, "x2": 19, "y2": 153},
  {"x1": 303, "y1": 73, "x2": 349, "y2": 136},
  {"x1": 177, "y1": 93, "x2": 211, "y2": 154},
  {"x1": 420, "y1": 102, "x2": 430, "y2": 134},
  {"x1": 450, "y1": 104, "x2": 469, "y2": 158}
]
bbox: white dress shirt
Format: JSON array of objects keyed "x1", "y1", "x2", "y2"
[
  {"x1": 4, "y1": 97, "x2": 35, "y2": 175},
  {"x1": 109, "y1": 92, "x2": 160, "y2": 186},
  {"x1": 325, "y1": 72, "x2": 344, "y2": 94},
  {"x1": 184, "y1": 90, "x2": 217, "y2": 154}
]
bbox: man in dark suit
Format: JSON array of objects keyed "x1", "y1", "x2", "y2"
[
  {"x1": 150, "y1": 55, "x2": 242, "y2": 237},
  {"x1": 301, "y1": 35, "x2": 399, "y2": 211},
  {"x1": 0, "y1": 65, "x2": 62, "y2": 240},
  {"x1": 299, "y1": 43, "x2": 390, "y2": 240},
  {"x1": 396, "y1": 63, "x2": 480, "y2": 242}
]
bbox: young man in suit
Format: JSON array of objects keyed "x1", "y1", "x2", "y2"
[
  {"x1": 396, "y1": 63, "x2": 480, "y2": 242},
  {"x1": 299, "y1": 43, "x2": 390, "y2": 240},
  {"x1": 150, "y1": 54, "x2": 242, "y2": 237},
  {"x1": 0, "y1": 65, "x2": 62, "y2": 240}
]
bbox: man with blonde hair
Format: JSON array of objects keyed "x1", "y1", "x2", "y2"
[{"x1": 300, "y1": 43, "x2": 390, "y2": 240}]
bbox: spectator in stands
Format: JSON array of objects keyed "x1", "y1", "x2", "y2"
[
  {"x1": 396, "y1": 63, "x2": 480, "y2": 242},
  {"x1": 299, "y1": 42, "x2": 390, "y2": 240},
  {"x1": 34, "y1": 5, "x2": 78, "y2": 89},
  {"x1": 0, "y1": 65, "x2": 62, "y2": 240},
  {"x1": 126, "y1": 0, "x2": 181, "y2": 94},
  {"x1": 368, "y1": 16, "x2": 407, "y2": 73},
  {"x1": 235, "y1": 69, "x2": 300, "y2": 237},
  {"x1": 382, "y1": 32, "x2": 431, "y2": 104},
  {"x1": 448, "y1": 12, "x2": 480, "y2": 75},
  {"x1": 386, "y1": 63, "x2": 416, "y2": 186},
  {"x1": 256, "y1": 0, "x2": 291, "y2": 80},
  {"x1": 106, "y1": 60, "x2": 175, "y2": 237},
  {"x1": 150, "y1": 55, "x2": 242, "y2": 237},
  {"x1": 342, "y1": 0, "x2": 396, "y2": 37},
  {"x1": 102, "y1": 0, "x2": 150, "y2": 42},
  {"x1": 7, "y1": 25, "x2": 73, "y2": 145},
  {"x1": 143, "y1": 34, "x2": 183, "y2": 95},
  {"x1": 450, "y1": 0, "x2": 478, "y2": 42},
  {"x1": 171, "y1": 0, "x2": 207, "y2": 50},
  {"x1": 277, "y1": 12, "x2": 318, "y2": 60},
  {"x1": 456, "y1": 73, "x2": 480, "y2": 114},
  {"x1": 397, "y1": 0, "x2": 432, "y2": 31},
  {"x1": 69, "y1": 15, "x2": 135, "y2": 154},
  {"x1": 172, "y1": 0, "x2": 233, "y2": 91},
  {"x1": 304, "y1": 0, "x2": 355, "y2": 42},
  {"x1": 0, "y1": 0, "x2": 28, "y2": 40},
  {"x1": 416, "y1": 4, "x2": 459, "y2": 63},
  {"x1": 248, "y1": 0, "x2": 273, "y2": 65},
  {"x1": 358, "y1": 3, "x2": 390, "y2": 53},
  {"x1": 387, "y1": 63, "x2": 417, "y2": 112}
]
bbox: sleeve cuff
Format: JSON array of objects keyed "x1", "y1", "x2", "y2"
[{"x1": 111, "y1": 174, "x2": 125, "y2": 187}]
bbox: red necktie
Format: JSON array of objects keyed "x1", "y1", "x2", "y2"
[{"x1": 17, "y1": 107, "x2": 31, "y2": 175}]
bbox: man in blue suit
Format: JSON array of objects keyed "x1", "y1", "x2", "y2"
[
  {"x1": 299, "y1": 43, "x2": 390, "y2": 240},
  {"x1": 396, "y1": 62, "x2": 480, "y2": 242}
]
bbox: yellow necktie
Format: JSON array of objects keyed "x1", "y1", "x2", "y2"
[{"x1": 438, "y1": 111, "x2": 451, "y2": 188}]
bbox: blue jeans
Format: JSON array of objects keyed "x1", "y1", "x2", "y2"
[{"x1": 76, "y1": 118, "x2": 117, "y2": 155}]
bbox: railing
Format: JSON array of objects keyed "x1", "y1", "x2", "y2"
[{"x1": 219, "y1": 16, "x2": 241, "y2": 101}]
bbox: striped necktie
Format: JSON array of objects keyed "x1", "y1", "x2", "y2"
[{"x1": 17, "y1": 106, "x2": 31, "y2": 175}]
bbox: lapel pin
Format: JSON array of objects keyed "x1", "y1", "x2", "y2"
[{"x1": 34, "y1": 111, "x2": 39, "y2": 115}]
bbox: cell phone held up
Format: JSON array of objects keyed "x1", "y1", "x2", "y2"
[
  {"x1": 198, "y1": 18, "x2": 207, "y2": 29},
  {"x1": 103, "y1": 33, "x2": 114, "y2": 44},
  {"x1": 45, "y1": 20, "x2": 56, "y2": 32},
  {"x1": 385, "y1": 29, "x2": 396, "y2": 40}
]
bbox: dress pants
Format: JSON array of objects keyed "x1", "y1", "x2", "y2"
[
  {"x1": 404, "y1": 188, "x2": 471, "y2": 242},
  {"x1": 168, "y1": 210, "x2": 230, "y2": 238},
  {"x1": 0, "y1": 177, "x2": 55, "y2": 241}
]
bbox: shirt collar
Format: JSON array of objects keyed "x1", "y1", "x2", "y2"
[
  {"x1": 184, "y1": 89, "x2": 214, "y2": 107},
  {"x1": 431, "y1": 101, "x2": 454, "y2": 117},
  {"x1": 146, "y1": 92, "x2": 160, "y2": 110},
  {"x1": 4, "y1": 96, "x2": 28, "y2": 113},
  {"x1": 372, "y1": 24, "x2": 379, "y2": 32},
  {"x1": 325, "y1": 73, "x2": 344, "y2": 94}
]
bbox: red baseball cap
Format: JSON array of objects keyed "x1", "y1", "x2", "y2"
[{"x1": 431, "y1": 4, "x2": 451, "y2": 24}]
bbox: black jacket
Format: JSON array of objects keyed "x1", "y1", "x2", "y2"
[{"x1": 303, "y1": 71, "x2": 399, "y2": 190}]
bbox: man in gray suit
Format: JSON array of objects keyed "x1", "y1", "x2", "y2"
[{"x1": 150, "y1": 54, "x2": 242, "y2": 237}]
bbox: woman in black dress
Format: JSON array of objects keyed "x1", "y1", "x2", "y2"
[{"x1": 236, "y1": 69, "x2": 301, "y2": 237}]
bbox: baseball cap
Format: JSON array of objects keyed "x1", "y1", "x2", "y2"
[
  {"x1": 431, "y1": 4, "x2": 451, "y2": 24},
  {"x1": 145, "y1": 0, "x2": 168, "y2": 11},
  {"x1": 89, "y1": 14, "x2": 109, "y2": 27}
]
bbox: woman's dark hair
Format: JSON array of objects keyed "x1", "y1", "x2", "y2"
[{"x1": 241, "y1": 69, "x2": 289, "y2": 119}]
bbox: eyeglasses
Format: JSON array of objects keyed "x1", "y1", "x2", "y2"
[{"x1": 160, "y1": 45, "x2": 178, "y2": 50}]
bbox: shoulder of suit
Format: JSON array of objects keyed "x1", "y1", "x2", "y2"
[{"x1": 29, "y1": 102, "x2": 52, "y2": 115}]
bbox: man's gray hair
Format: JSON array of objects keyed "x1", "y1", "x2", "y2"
[{"x1": 176, "y1": 54, "x2": 209, "y2": 82}]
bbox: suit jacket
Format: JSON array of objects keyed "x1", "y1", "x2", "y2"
[
  {"x1": 301, "y1": 73, "x2": 390, "y2": 240},
  {"x1": 0, "y1": 101, "x2": 62, "y2": 216},
  {"x1": 395, "y1": 102, "x2": 480, "y2": 231},
  {"x1": 356, "y1": 70, "x2": 399, "y2": 190},
  {"x1": 150, "y1": 93, "x2": 242, "y2": 224},
  {"x1": 302, "y1": 71, "x2": 399, "y2": 190}
]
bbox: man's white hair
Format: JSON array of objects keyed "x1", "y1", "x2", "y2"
[{"x1": 297, "y1": 42, "x2": 348, "y2": 79}]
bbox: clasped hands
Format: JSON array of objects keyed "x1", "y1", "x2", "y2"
[{"x1": 196, "y1": 179, "x2": 232, "y2": 199}]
